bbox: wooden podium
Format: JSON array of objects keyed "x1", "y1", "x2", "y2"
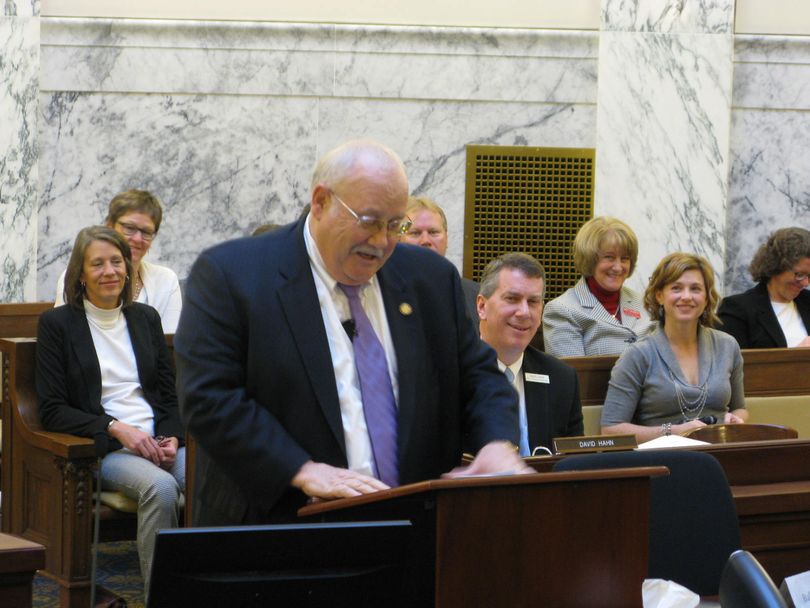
[{"x1": 300, "y1": 468, "x2": 666, "y2": 607}]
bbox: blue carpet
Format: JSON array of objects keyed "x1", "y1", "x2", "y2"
[{"x1": 33, "y1": 541, "x2": 144, "y2": 607}]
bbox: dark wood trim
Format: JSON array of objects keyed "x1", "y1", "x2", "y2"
[
  {"x1": 564, "y1": 347, "x2": 810, "y2": 406},
  {"x1": 0, "y1": 303, "x2": 54, "y2": 339}
]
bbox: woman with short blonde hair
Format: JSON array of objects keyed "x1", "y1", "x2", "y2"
[
  {"x1": 55, "y1": 189, "x2": 182, "y2": 333},
  {"x1": 543, "y1": 216, "x2": 654, "y2": 357}
]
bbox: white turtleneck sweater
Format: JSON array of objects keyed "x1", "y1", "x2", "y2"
[{"x1": 84, "y1": 299, "x2": 155, "y2": 436}]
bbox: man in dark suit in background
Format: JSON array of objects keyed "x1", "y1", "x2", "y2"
[
  {"x1": 400, "y1": 195, "x2": 479, "y2": 323},
  {"x1": 477, "y1": 253, "x2": 583, "y2": 455},
  {"x1": 175, "y1": 139, "x2": 530, "y2": 525}
]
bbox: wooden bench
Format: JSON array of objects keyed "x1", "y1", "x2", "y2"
[
  {"x1": 563, "y1": 347, "x2": 810, "y2": 435},
  {"x1": 0, "y1": 303, "x2": 53, "y2": 340},
  {"x1": 528, "y1": 438, "x2": 810, "y2": 585},
  {"x1": 0, "y1": 336, "x2": 193, "y2": 608},
  {"x1": 543, "y1": 348, "x2": 810, "y2": 583}
]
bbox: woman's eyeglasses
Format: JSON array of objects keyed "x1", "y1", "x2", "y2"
[{"x1": 117, "y1": 221, "x2": 156, "y2": 241}]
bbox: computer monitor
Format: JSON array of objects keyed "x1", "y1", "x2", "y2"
[{"x1": 148, "y1": 520, "x2": 414, "y2": 607}]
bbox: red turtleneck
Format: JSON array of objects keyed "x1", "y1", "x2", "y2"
[{"x1": 586, "y1": 276, "x2": 621, "y2": 318}]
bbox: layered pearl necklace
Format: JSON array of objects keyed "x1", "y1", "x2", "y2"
[
  {"x1": 666, "y1": 365, "x2": 710, "y2": 422},
  {"x1": 132, "y1": 271, "x2": 143, "y2": 301}
]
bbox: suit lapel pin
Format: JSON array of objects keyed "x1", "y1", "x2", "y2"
[{"x1": 399, "y1": 303, "x2": 413, "y2": 316}]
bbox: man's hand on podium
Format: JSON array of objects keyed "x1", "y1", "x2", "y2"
[
  {"x1": 442, "y1": 441, "x2": 535, "y2": 478},
  {"x1": 291, "y1": 461, "x2": 389, "y2": 500}
]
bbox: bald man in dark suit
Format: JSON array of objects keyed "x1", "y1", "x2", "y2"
[{"x1": 175, "y1": 140, "x2": 530, "y2": 525}]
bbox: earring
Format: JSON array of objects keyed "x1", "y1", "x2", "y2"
[
  {"x1": 125, "y1": 274, "x2": 130, "y2": 281},
  {"x1": 80, "y1": 281, "x2": 86, "y2": 289},
  {"x1": 658, "y1": 305, "x2": 664, "y2": 318}
]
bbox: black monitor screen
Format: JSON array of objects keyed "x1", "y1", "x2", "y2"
[{"x1": 148, "y1": 520, "x2": 414, "y2": 607}]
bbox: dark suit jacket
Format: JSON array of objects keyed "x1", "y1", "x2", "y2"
[
  {"x1": 718, "y1": 282, "x2": 810, "y2": 348},
  {"x1": 36, "y1": 303, "x2": 184, "y2": 453},
  {"x1": 175, "y1": 218, "x2": 519, "y2": 525},
  {"x1": 522, "y1": 346, "x2": 583, "y2": 451},
  {"x1": 461, "y1": 277, "x2": 480, "y2": 326}
]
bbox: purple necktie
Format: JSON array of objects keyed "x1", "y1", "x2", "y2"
[{"x1": 338, "y1": 284, "x2": 399, "y2": 487}]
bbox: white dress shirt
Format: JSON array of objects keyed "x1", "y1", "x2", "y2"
[
  {"x1": 303, "y1": 214, "x2": 400, "y2": 478},
  {"x1": 772, "y1": 300, "x2": 809, "y2": 347},
  {"x1": 84, "y1": 299, "x2": 155, "y2": 436}
]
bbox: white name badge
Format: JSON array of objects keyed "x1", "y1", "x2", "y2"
[{"x1": 525, "y1": 373, "x2": 550, "y2": 384}]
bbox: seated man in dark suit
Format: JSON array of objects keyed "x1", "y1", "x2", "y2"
[
  {"x1": 401, "y1": 196, "x2": 479, "y2": 323},
  {"x1": 477, "y1": 253, "x2": 584, "y2": 455},
  {"x1": 175, "y1": 139, "x2": 531, "y2": 525}
]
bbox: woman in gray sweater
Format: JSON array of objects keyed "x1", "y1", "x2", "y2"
[{"x1": 601, "y1": 252, "x2": 748, "y2": 443}]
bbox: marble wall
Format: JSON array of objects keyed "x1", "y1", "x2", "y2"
[
  {"x1": 726, "y1": 35, "x2": 810, "y2": 293},
  {"x1": 0, "y1": 1, "x2": 39, "y2": 301},
  {"x1": 36, "y1": 19, "x2": 597, "y2": 299},
  {"x1": 2, "y1": 10, "x2": 809, "y2": 301},
  {"x1": 595, "y1": 0, "x2": 735, "y2": 292}
]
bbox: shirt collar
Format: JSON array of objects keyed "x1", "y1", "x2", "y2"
[
  {"x1": 303, "y1": 212, "x2": 378, "y2": 297},
  {"x1": 497, "y1": 353, "x2": 525, "y2": 379}
]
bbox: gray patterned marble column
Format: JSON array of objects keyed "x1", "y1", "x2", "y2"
[
  {"x1": 595, "y1": 0, "x2": 735, "y2": 292},
  {"x1": 1, "y1": 0, "x2": 39, "y2": 301}
]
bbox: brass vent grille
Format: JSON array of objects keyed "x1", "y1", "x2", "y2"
[{"x1": 463, "y1": 145, "x2": 595, "y2": 300}]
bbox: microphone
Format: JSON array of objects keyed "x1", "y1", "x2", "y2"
[
  {"x1": 681, "y1": 415, "x2": 716, "y2": 425},
  {"x1": 342, "y1": 319, "x2": 357, "y2": 341}
]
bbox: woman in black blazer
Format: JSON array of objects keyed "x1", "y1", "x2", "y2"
[
  {"x1": 718, "y1": 227, "x2": 810, "y2": 348},
  {"x1": 36, "y1": 226, "x2": 184, "y2": 596}
]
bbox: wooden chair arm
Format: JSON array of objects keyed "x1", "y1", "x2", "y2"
[
  {"x1": 16, "y1": 425, "x2": 96, "y2": 460},
  {"x1": 2, "y1": 337, "x2": 96, "y2": 461}
]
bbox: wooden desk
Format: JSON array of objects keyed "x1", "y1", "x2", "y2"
[
  {"x1": 302, "y1": 468, "x2": 666, "y2": 607},
  {"x1": 527, "y1": 439, "x2": 810, "y2": 584},
  {"x1": 563, "y1": 347, "x2": 810, "y2": 406},
  {"x1": 0, "y1": 533, "x2": 45, "y2": 608}
]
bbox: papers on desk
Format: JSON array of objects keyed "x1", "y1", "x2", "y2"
[
  {"x1": 642, "y1": 579, "x2": 700, "y2": 607},
  {"x1": 638, "y1": 435, "x2": 710, "y2": 449}
]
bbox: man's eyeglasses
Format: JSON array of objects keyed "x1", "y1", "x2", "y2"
[
  {"x1": 793, "y1": 271, "x2": 810, "y2": 283},
  {"x1": 117, "y1": 221, "x2": 156, "y2": 241},
  {"x1": 331, "y1": 191, "x2": 412, "y2": 236}
]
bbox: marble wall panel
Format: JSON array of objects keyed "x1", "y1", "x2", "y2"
[
  {"x1": 726, "y1": 34, "x2": 810, "y2": 293},
  {"x1": 41, "y1": 20, "x2": 597, "y2": 104},
  {"x1": 333, "y1": 53, "x2": 596, "y2": 104},
  {"x1": 725, "y1": 111, "x2": 810, "y2": 293},
  {"x1": 1, "y1": 15, "x2": 39, "y2": 302},
  {"x1": 3, "y1": 0, "x2": 38, "y2": 17},
  {"x1": 334, "y1": 25, "x2": 597, "y2": 58},
  {"x1": 43, "y1": 20, "x2": 597, "y2": 58},
  {"x1": 602, "y1": 0, "x2": 733, "y2": 33},
  {"x1": 41, "y1": 46, "x2": 335, "y2": 97},
  {"x1": 38, "y1": 92, "x2": 319, "y2": 295},
  {"x1": 596, "y1": 30, "x2": 733, "y2": 292},
  {"x1": 36, "y1": 19, "x2": 598, "y2": 298},
  {"x1": 734, "y1": 36, "x2": 810, "y2": 111},
  {"x1": 42, "y1": 18, "x2": 335, "y2": 51}
]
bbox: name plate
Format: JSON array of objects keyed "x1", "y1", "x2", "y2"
[
  {"x1": 553, "y1": 434, "x2": 637, "y2": 455},
  {"x1": 781, "y1": 569, "x2": 810, "y2": 607}
]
